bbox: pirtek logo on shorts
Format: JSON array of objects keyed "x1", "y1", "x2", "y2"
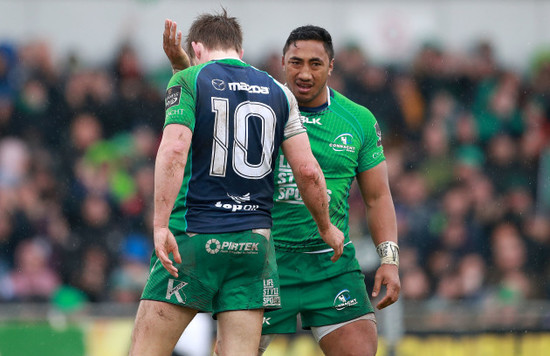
[
  {"x1": 205, "y1": 239, "x2": 221, "y2": 254},
  {"x1": 205, "y1": 238, "x2": 259, "y2": 255}
]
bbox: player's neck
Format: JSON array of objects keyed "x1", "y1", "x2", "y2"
[
  {"x1": 203, "y1": 49, "x2": 242, "y2": 63},
  {"x1": 299, "y1": 86, "x2": 331, "y2": 109}
]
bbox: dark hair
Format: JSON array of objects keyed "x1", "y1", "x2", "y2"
[
  {"x1": 283, "y1": 25, "x2": 334, "y2": 60},
  {"x1": 186, "y1": 8, "x2": 243, "y2": 59}
]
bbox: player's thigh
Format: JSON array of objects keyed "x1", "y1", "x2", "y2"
[
  {"x1": 217, "y1": 309, "x2": 264, "y2": 356},
  {"x1": 214, "y1": 229, "x2": 281, "y2": 315},
  {"x1": 319, "y1": 318, "x2": 377, "y2": 356},
  {"x1": 130, "y1": 300, "x2": 197, "y2": 356}
]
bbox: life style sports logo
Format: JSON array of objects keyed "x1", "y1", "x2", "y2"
[{"x1": 274, "y1": 155, "x2": 332, "y2": 204}]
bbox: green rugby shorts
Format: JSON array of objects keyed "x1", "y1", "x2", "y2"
[
  {"x1": 262, "y1": 249, "x2": 373, "y2": 334},
  {"x1": 141, "y1": 229, "x2": 280, "y2": 316}
]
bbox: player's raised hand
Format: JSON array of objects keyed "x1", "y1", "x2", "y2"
[
  {"x1": 319, "y1": 224, "x2": 345, "y2": 262},
  {"x1": 154, "y1": 226, "x2": 182, "y2": 278},
  {"x1": 163, "y1": 19, "x2": 190, "y2": 72},
  {"x1": 372, "y1": 264, "x2": 400, "y2": 309}
]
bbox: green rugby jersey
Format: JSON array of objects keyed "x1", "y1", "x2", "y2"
[{"x1": 271, "y1": 87, "x2": 385, "y2": 252}]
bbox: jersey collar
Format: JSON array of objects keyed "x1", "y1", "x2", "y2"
[{"x1": 299, "y1": 87, "x2": 332, "y2": 113}]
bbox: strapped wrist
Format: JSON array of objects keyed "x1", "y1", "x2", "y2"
[{"x1": 376, "y1": 241, "x2": 399, "y2": 268}]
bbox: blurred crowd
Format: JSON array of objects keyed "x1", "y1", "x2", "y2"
[{"x1": 0, "y1": 38, "x2": 549, "y2": 327}]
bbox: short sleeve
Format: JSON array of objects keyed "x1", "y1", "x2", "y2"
[
  {"x1": 164, "y1": 70, "x2": 197, "y2": 131},
  {"x1": 281, "y1": 85, "x2": 306, "y2": 139},
  {"x1": 357, "y1": 115, "x2": 385, "y2": 172}
]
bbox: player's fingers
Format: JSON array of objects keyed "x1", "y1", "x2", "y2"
[
  {"x1": 173, "y1": 246, "x2": 182, "y2": 264},
  {"x1": 176, "y1": 31, "x2": 182, "y2": 46},
  {"x1": 371, "y1": 274, "x2": 382, "y2": 298},
  {"x1": 330, "y1": 243, "x2": 342, "y2": 262},
  {"x1": 163, "y1": 20, "x2": 170, "y2": 42},
  {"x1": 164, "y1": 263, "x2": 178, "y2": 278},
  {"x1": 157, "y1": 249, "x2": 170, "y2": 265},
  {"x1": 170, "y1": 22, "x2": 178, "y2": 43},
  {"x1": 157, "y1": 249, "x2": 178, "y2": 277},
  {"x1": 163, "y1": 260, "x2": 178, "y2": 278},
  {"x1": 376, "y1": 295, "x2": 392, "y2": 310},
  {"x1": 386, "y1": 282, "x2": 400, "y2": 302}
]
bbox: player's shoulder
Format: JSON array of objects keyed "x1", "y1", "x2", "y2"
[
  {"x1": 168, "y1": 62, "x2": 209, "y2": 87},
  {"x1": 329, "y1": 88, "x2": 376, "y2": 123}
]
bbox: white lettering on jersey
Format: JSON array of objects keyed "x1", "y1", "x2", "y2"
[
  {"x1": 228, "y1": 82, "x2": 270, "y2": 94},
  {"x1": 303, "y1": 117, "x2": 322, "y2": 125},
  {"x1": 215, "y1": 201, "x2": 259, "y2": 212}
]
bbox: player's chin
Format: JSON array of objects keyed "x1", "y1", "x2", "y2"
[{"x1": 293, "y1": 91, "x2": 314, "y2": 104}]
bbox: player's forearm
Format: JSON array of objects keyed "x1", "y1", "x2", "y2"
[
  {"x1": 293, "y1": 162, "x2": 331, "y2": 232},
  {"x1": 366, "y1": 193, "x2": 398, "y2": 246},
  {"x1": 153, "y1": 143, "x2": 187, "y2": 228}
]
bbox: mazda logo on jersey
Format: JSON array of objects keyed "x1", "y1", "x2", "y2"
[{"x1": 212, "y1": 79, "x2": 226, "y2": 91}]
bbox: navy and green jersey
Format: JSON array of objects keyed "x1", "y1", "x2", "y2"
[
  {"x1": 272, "y1": 87, "x2": 385, "y2": 252},
  {"x1": 164, "y1": 58, "x2": 305, "y2": 235}
]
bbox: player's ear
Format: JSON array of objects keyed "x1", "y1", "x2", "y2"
[
  {"x1": 328, "y1": 58, "x2": 334, "y2": 76},
  {"x1": 239, "y1": 49, "x2": 244, "y2": 59},
  {"x1": 191, "y1": 41, "x2": 202, "y2": 62},
  {"x1": 281, "y1": 55, "x2": 285, "y2": 70}
]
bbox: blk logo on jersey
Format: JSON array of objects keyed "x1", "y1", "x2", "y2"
[
  {"x1": 165, "y1": 86, "x2": 182, "y2": 110},
  {"x1": 330, "y1": 133, "x2": 356, "y2": 153},
  {"x1": 303, "y1": 116, "x2": 322, "y2": 125},
  {"x1": 333, "y1": 289, "x2": 358, "y2": 310}
]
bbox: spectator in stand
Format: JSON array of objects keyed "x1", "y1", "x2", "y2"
[{"x1": 0, "y1": 239, "x2": 61, "y2": 301}]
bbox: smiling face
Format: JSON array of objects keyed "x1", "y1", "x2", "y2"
[{"x1": 282, "y1": 40, "x2": 334, "y2": 108}]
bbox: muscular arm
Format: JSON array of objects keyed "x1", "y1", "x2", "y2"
[
  {"x1": 356, "y1": 161, "x2": 401, "y2": 309},
  {"x1": 153, "y1": 124, "x2": 193, "y2": 277},
  {"x1": 282, "y1": 132, "x2": 344, "y2": 262}
]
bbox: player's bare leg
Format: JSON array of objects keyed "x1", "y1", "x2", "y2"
[
  {"x1": 129, "y1": 300, "x2": 197, "y2": 356},
  {"x1": 319, "y1": 319, "x2": 377, "y2": 356},
  {"x1": 215, "y1": 309, "x2": 264, "y2": 356}
]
